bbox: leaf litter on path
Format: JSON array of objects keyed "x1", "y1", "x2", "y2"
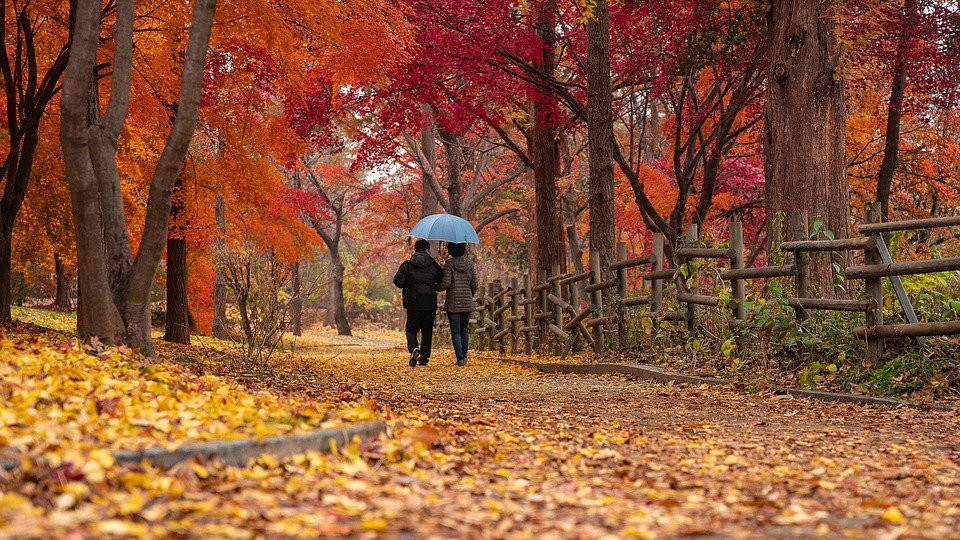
[{"x1": 2, "y1": 326, "x2": 959, "y2": 539}]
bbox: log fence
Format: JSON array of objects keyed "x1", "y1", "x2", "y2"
[{"x1": 469, "y1": 204, "x2": 960, "y2": 363}]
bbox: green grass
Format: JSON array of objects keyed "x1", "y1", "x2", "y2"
[{"x1": 12, "y1": 306, "x2": 77, "y2": 334}]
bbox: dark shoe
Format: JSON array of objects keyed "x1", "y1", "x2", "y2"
[
  {"x1": 456, "y1": 358, "x2": 466, "y2": 366},
  {"x1": 409, "y1": 348, "x2": 420, "y2": 367},
  {"x1": 418, "y1": 357, "x2": 429, "y2": 366}
]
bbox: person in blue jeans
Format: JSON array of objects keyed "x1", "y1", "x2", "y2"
[{"x1": 437, "y1": 242, "x2": 477, "y2": 366}]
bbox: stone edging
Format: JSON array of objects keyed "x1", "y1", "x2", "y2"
[
  {"x1": 498, "y1": 357, "x2": 947, "y2": 410},
  {"x1": 1, "y1": 420, "x2": 386, "y2": 472}
]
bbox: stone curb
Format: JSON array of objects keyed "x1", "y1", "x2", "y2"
[
  {"x1": 1, "y1": 420, "x2": 386, "y2": 472},
  {"x1": 497, "y1": 357, "x2": 947, "y2": 410}
]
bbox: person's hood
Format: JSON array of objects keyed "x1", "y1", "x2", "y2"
[
  {"x1": 410, "y1": 251, "x2": 437, "y2": 268},
  {"x1": 448, "y1": 256, "x2": 472, "y2": 272}
]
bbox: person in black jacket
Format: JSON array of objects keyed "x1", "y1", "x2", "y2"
[{"x1": 393, "y1": 239, "x2": 443, "y2": 366}]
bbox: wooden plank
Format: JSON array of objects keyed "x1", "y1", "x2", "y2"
[
  {"x1": 559, "y1": 270, "x2": 593, "y2": 286},
  {"x1": 864, "y1": 203, "x2": 884, "y2": 361},
  {"x1": 853, "y1": 320, "x2": 960, "y2": 339},
  {"x1": 518, "y1": 297, "x2": 539, "y2": 306},
  {"x1": 534, "y1": 312, "x2": 554, "y2": 321},
  {"x1": 547, "y1": 272, "x2": 575, "y2": 282},
  {"x1": 563, "y1": 305, "x2": 593, "y2": 331},
  {"x1": 622, "y1": 296, "x2": 651, "y2": 308},
  {"x1": 844, "y1": 257, "x2": 960, "y2": 279},
  {"x1": 643, "y1": 268, "x2": 677, "y2": 281},
  {"x1": 590, "y1": 251, "x2": 604, "y2": 353},
  {"x1": 780, "y1": 236, "x2": 875, "y2": 252},
  {"x1": 510, "y1": 276, "x2": 520, "y2": 354},
  {"x1": 585, "y1": 315, "x2": 618, "y2": 328},
  {"x1": 677, "y1": 293, "x2": 721, "y2": 307},
  {"x1": 523, "y1": 274, "x2": 533, "y2": 355},
  {"x1": 547, "y1": 293, "x2": 572, "y2": 311},
  {"x1": 609, "y1": 254, "x2": 655, "y2": 271},
  {"x1": 641, "y1": 310, "x2": 687, "y2": 322},
  {"x1": 584, "y1": 278, "x2": 618, "y2": 293},
  {"x1": 729, "y1": 221, "x2": 745, "y2": 322},
  {"x1": 519, "y1": 325, "x2": 538, "y2": 333},
  {"x1": 720, "y1": 264, "x2": 796, "y2": 280},
  {"x1": 616, "y1": 242, "x2": 628, "y2": 349},
  {"x1": 791, "y1": 211, "x2": 810, "y2": 321},
  {"x1": 857, "y1": 215, "x2": 960, "y2": 234},
  {"x1": 874, "y1": 236, "x2": 926, "y2": 345},
  {"x1": 788, "y1": 297, "x2": 875, "y2": 312},
  {"x1": 548, "y1": 323, "x2": 569, "y2": 340},
  {"x1": 684, "y1": 225, "x2": 698, "y2": 333},
  {"x1": 494, "y1": 328, "x2": 511, "y2": 340},
  {"x1": 650, "y1": 233, "x2": 664, "y2": 337},
  {"x1": 675, "y1": 247, "x2": 734, "y2": 259}
]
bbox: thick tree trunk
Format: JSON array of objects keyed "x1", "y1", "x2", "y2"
[
  {"x1": 289, "y1": 261, "x2": 303, "y2": 336},
  {"x1": 585, "y1": 0, "x2": 615, "y2": 271},
  {"x1": 876, "y1": 60, "x2": 907, "y2": 223},
  {"x1": 60, "y1": 0, "x2": 216, "y2": 354},
  {"x1": 765, "y1": 0, "x2": 850, "y2": 296},
  {"x1": 52, "y1": 253, "x2": 72, "y2": 310},
  {"x1": 324, "y1": 248, "x2": 352, "y2": 336},
  {"x1": 529, "y1": 0, "x2": 565, "y2": 276},
  {"x1": 420, "y1": 117, "x2": 439, "y2": 218},
  {"x1": 163, "y1": 177, "x2": 190, "y2": 344}
]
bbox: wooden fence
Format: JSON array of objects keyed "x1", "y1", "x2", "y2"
[{"x1": 471, "y1": 203, "x2": 960, "y2": 362}]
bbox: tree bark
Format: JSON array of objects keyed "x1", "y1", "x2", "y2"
[
  {"x1": 420, "y1": 115, "x2": 440, "y2": 218},
  {"x1": 529, "y1": 0, "x2": 565, "y2": 276},
  {"x1": 875, "y1": 60, "x2": 906, "y2": 223},
  {"x1": 765, "y1": 0, "x2": 850, "y2": 297},
  {"x1": 60, "y1": 0, "x2": 216, "y2": 354},
  {"x1": 324, "y1": 246, "x2": 352, "y2": 336},
  {"x1": 52, "y1": 253, "x2": 72, "y2": 310},
  {"x1": 163, "y1": 176, "x2": 190, "y2": 344},
  {"x1": 211, "y1": 195, "x2": 228, "y2": 338},
  {"x1": 585, "y1": 0, "x2": 615, "y2": 272},
  {"x1": 438, "y1": 128, "x2": 464, "y2": 217}
]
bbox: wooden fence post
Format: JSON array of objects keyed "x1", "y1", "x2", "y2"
[
  {"x1": 791, "y1": 211, "x2": 811, "y2": 321},
  {"x1": 864, "y1": 202, "x2": 884, "y2": 362},
  {"x1": 523, "y1": 274, "x2": 534, "y2": 355},
  {"x1": 538, "y1": 269, "x2": 548, "y2": 349},
  {"x1": 651, "y1": 233, "x2": 664, "y2": 335},
  {"x1": 510, "y1": 276, "x2": 520, "y2": 354},
  {"x1": 684, "y1": 224, "x2": 698, "y2": 334},
  {"x1": 552, "y1": 264, "x2": 563, "y2": 353},
  {"x1": 590, "y1": 251, "x2": 604, "y2": 353},
  {"x1": 487, "y1": 282, "x2": 497, "y2": 351},
  {"x1": 475, "y1": 285, "x2": 485, "y2": 351},
  {"x1": 616, "y1": 242, "x2": 628, "y2": 349},
  {"x1": 729, "y1": 222, "x2": 746, "y2": 322}
]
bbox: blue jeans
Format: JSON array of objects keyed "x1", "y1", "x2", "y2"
[{"x1": 447, "y1": 312, "x2": 470, "y2": 361}]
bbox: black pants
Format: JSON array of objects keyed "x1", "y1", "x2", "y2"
[{"x1": 405, "y1": 309, "x2": 436, "y2": 360}]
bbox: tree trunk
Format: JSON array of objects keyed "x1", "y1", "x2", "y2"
[
  {"x1": 52, "y1": 253, "x2": 72, "y2": 310},
  {"x1": 876, "y1": 63, "x2": 907, "y2": 223},
  {"x1": 163, "y1": 176, "x2": 190, "y2": 344},
  {"x1": 585, "y1": 0, "x2": 616, "y2": 272},
  {"x1": 0, "y1": 224, "x2": 12, "y2": 320},
  {"x1": 438, "y1": 128, "x2": 464, "y2": 216},
  {"x1": 289, "y1": 261, "x2": 303, "y2": 336},
  {"x1": 529, "y1": 0, "x2": 565, "y2": 276},
  {"x1": 765, "y1": 0, "x2": 850, "y2": 296},
  {"x1": 562, "y1": 186, "x2": 585, "y2": 276},
  {"x1": 211, "y1": 195, "x2": 229, "y2": 338},
  {"x1": 325, "y1": 248, "x2": 352, "y2": 336},
  {"x1": 420, "y1": 116, "x2": 439, "y2": 218},
  {"x1": 60, "y1": 0, "x2": 216, "y2": 354}
]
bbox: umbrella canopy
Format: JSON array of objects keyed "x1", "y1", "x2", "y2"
[{"x1": 409, "y1": 213, "x2": 480, "y2": 244}]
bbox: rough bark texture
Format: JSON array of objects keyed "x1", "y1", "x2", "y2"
[
  {"x1": 876, "y1": 60, "x2": 905, "y2": 223},
  {"x1": 765, "y1": 0, "x2": 850, "y2": 296},
  {"x1": 211, "y1": 195, "x2": 228, "y2": 338},
  {"x1": 59, "y1": 0, "x2": 216, "y2": 353},
  {"x1": 585, "y1": 0, "x2": 615, "y2": 272},
  {"x1": 529, "y1": 0, "x2": 565, "y2": 276},
  {"x1": 163, "y1": 177, "x2": 190, "y2": 344},
  {"x1": 324, "y1": 247, "x2": 352, "y2": 336},
  {"x1": 52, "y1": 253, "x2": 72, "y2": 310},
  {"x1": 438, "y1": 129, "x2": 464, "y2": 217}
]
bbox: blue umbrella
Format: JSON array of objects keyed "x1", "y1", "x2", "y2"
[{"x1": 410, "y1": 213, "x2": 480, "y2": 244}]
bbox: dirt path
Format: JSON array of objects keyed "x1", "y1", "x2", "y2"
[{"x1": 294, "y1": 329, "x2": 960, "y2": 539}]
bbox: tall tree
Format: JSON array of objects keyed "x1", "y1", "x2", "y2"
[
  {"x1": 765, "y1": 0, "x2": 850, "y2": 295},
  {"x1": 163, "y1": 175, "x2": 190, "y2": 344},
  {"x1": 60, "y1": 0, "x2": 216, "y2": 353},
  {"x1": 0, "y1": 0, "x2": 72, "y2": 320},
  {"x1": 584, "y1": 0, "x2": 615, "y2": 270}
]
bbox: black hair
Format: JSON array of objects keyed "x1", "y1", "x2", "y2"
[
  {"x1": 414, "y1": 239, "x2": 431, "y2": 252},
  {"x1": 448, "y1": 242, "x2": 467, "y2": 257}
]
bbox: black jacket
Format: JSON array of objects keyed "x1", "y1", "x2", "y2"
[{"x1": 393, "y1": 251, "x2": 443, "y2": 311}]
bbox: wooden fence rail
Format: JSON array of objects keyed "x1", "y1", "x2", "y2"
[{"x1": 470, "y1": 203, "x2": 960, "y2": 363}]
